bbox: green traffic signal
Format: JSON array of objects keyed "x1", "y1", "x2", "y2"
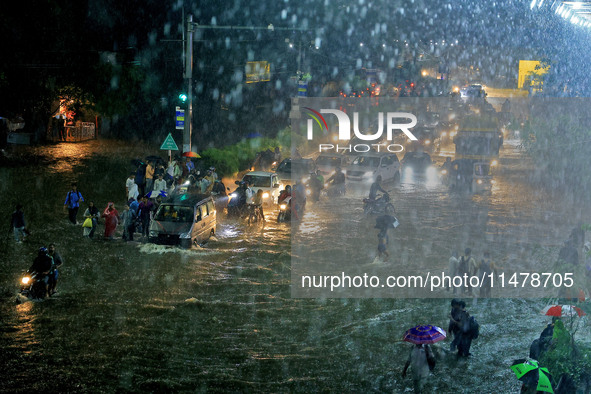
[{"x1": 178, "y1": 93, "x2": 188, "y2": 102}]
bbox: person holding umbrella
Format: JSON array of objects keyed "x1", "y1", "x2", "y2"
[
  {"x1": 401, "y1": 324, "x2": 444, "y2": 393},
  {"x1": 402, "y1": 344, "x2": 433, "y2": 393}
]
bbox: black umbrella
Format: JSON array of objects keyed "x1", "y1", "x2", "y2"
[
  {"x1": 145, "y1": 155, "x2": 165, "y2": 165},
  {"x1": 130, "y1": 159, "x2": 144, "y2": 167}
]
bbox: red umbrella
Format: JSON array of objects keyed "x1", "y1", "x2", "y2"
[
  {"x1": 182, "y1": 151, "x2": 201, "y2": 158},
  {"x1": 541, "y1": 305, "x2": 586, "y2": 318}
]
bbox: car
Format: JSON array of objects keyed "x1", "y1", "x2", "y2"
[
  {"x1": 345, "y1": 152, "x2": 400, "y2": 184},
  {"x1": 401, "y1": 151, "x2": 437, "y2": 182},
  {"x1": 240, "y1": 171, "x2": 282, "y2": 205},
  {"x1": 314, "y1": 153, "x2": 349, "y2": 178},
  {"x1": 275, "y1": 158, "x2": 316, "y2": 185},
  {"x1": 460, "y1": 84, "x2": 486, "y2": 99},
  {"x1": 149, "y1": 194, "x2": 216, "y2": 248}
]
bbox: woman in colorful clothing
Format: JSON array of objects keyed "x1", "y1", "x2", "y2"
[{"x1": 102, "y1": 202, "x2": 120, "y2": 240}]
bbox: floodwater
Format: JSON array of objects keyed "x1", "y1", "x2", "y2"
[{"x1": 0, "y1": 139, "x2": 589, "y2": 392}]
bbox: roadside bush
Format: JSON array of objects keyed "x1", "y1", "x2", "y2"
[{"x1": 199, "y1": 136, "x2": 284, "y2": 178}]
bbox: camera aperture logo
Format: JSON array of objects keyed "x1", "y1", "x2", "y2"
[{"x1": 303, "y1": 107, "x2": 418, "y2": 153}]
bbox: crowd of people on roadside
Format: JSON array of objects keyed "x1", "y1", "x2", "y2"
[
  {"x1": 55, "y1": 155, "x2": 228, "y2": 243},
  {"x1": 447, "y1": 248, "x2": 503, "y2": 297}
]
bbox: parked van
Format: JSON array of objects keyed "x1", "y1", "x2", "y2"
[{"x1": 148, "y1": 194, "x2": 216, "y2": 248}]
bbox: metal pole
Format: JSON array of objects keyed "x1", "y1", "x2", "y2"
[{"x1": 183, "y1": 14, "x2": 194, "y2": 153}]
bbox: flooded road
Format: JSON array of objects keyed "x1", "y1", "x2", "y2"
[{"x1": 0, "y1": 140, "x2": 589, "y2": 392}]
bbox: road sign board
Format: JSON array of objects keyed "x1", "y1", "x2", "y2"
[
  {"x1": 160, "y1": 133, "x2": 179, "y2": 150},
  {"x1": 175, "y1": 106, "x2": 185, "y2": 130},
  {"x1": 298, "y1": 81, "x2": 308, "y2": 97}
]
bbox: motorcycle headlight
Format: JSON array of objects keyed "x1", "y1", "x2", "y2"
[
  {"x1": 230, "y1": 193, "x2": 238, "y2": 198},
  {"x1": 491, "y1": 159, "x2": 498, "y2": 167},
  {"x1": 280, "y1": 204, "x2": 287, "y2": 210},
  {"x1": 424, "y1": 139, "x2": 431, "y2": 145},
  {"x1": 21, "y1": 276, "x2": 31, "y2": 285},
  {"x1": 262, "y1": 192, "x2": 269, "y2": 199},
  {"x1": 149, "y1": 230, "x2": 158, "y2": 237},
  {"x1": 477, "y1": 179, "x2": 483, "y2": 185},
  {"x1": 179, "y1": 232, "x2": 191, "y2": 239},
  {"x1": 490, "y1": 179, "x2": 496, "y2": 184},
  {"x1": 441, "y1": 169, "x2": 447, "y2": 175},
  {"x1": 306, "y1": 189, "x2": 311, "y2": 196}
]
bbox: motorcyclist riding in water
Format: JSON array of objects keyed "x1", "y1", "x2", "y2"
[
  {"x1": 369, "y1": 175, "x2": 387, "y2": 201},
  {"x1": 29, "y1": 247, "x2": 54, "y2": 299},
  {"x1": 326, "y1": 166, "x2": 346, "y2": 195},
  {"x1": 278, "y1": 185, "x2": 292, "y2": 204},
  {"x1": 308, "y1": 170, "x2": 324, "y2": 202}
]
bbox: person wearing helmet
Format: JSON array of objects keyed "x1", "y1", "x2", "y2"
[
  {"x1": 309, "y1": 170, "x2": 324, "y2": 202},
  {"x1": 369, "y1": 175, "x2": 387, "y2": 201},
  {"x1": 28, "y1": 247, "x2": 54, "y2": 298}
]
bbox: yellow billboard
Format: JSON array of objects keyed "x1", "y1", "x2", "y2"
[
  {"x1": 245, "y1": 61, "x2": 271, "y2": 83},
  {"x1": 518, "y1": 60, "x2": 549, "y2": 89}
]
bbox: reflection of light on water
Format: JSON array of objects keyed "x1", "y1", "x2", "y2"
[
  {"x1": 297, "y1": 210, "x2": 323, "y2": 235},
  {"x1": 15, "y1": 301, "x2": 38, "y2": 354},
  {"x1": 218, "y1": 223, "x2": 241, "y2": 238},
  {"x1": 45, "y1": 142, "x2": 92, "y2": 173},
  {"x1": 16, "y1": 299, "x2": 34, "y2": 314},
  {"x1": 425, "y1": 166, "x2": 439, "y2": 188}
]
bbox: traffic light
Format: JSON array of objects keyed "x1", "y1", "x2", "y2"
[{"x1": 178, "y1": 93, "x2": 188, "y2": 102}]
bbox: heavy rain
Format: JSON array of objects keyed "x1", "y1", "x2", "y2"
[{"x1": 1, "y1": 1, "x2": 591, "y2": 393}]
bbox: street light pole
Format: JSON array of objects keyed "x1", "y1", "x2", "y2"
[
  {"x1": 182, "y1": 17, "x2": 308, "y2": 154},
  {"x1": 183, "y1": 14, "x2": 194, "y2": 153}
]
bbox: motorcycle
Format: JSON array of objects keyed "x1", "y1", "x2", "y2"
[
  {"x1": 277, "y1": 197, "x2": 292, "y2": 222},
  {"x1": 324, "y1": 182, "x2": 346, "y2": 197},
  {"x1": 363, "y1": 193, "x2": 395, "y2": 215},
  {"x1": 19, "y1": 270, "x2": 48, "y2": 300},
  {"x1": 226, "y1": 189, "x2": 246, "y2": 218},
  {"x1": 246, "y1": 204, "x2": 264, "y2": 226},
  {"x1": 439, "y1": 167, "x2": 451, "y2": 186}
]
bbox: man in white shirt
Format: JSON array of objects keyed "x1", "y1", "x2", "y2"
[
  {"x1": 153, "y1": 173, "x2": 167, "y2": 195},
  {"x1": 125, "y1": 173, "x2": 136, "y2": 201},
  {"x1": 245, "y1": 180, "x2": 254, "y2": 205}
]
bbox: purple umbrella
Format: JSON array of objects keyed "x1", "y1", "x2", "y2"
[{"x1": 403, "y1": 325, "x2": 447, "y2": 345}]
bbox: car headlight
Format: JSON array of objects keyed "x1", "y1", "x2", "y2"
[
  {"x1": 179, "y1": 232, "x2": 191, "y2": 239},
  {"x1": 262, "y1": 192, "x2": 269, "y2": 199},
  {"x1": 21, "y1": 276, "x2": 31, "y2": 285},
  {"x1": 149, "y1": 230, "x2": 158, "y2": 237},
  {"x1": 280, "y1": 204, "x2": 287, "y2": 210},
  {"x1": 441, "y1": 131, "x2": 447, "y2": 137}
]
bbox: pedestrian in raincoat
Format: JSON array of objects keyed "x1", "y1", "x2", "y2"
[{"x1": 102, "y1": 202, "x2": 120, "y2": 239}]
